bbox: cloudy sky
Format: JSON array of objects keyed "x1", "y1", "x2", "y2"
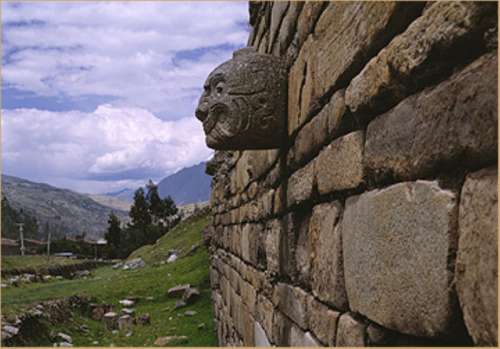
[{"x1": 2, "y1": 1, "x2": 249, "y2": 194}]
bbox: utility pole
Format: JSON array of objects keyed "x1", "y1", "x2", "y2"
[
  {"x1": 16, "y1": 223, "x2": 25, "y2": 256},
  {"x1": 47, "y1": 229, "x2": 51, "y2": 260}
]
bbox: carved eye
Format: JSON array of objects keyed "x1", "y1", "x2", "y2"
[
  {"x1": 215, "y1": 82, "x2": 225, "y2": 95},
  {"x1": 203, "y1": 84, "x2": 209, "y2": 93}
]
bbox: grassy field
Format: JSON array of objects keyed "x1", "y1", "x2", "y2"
[
  {"x1": 1, "y1": 214, "x2": 218, "y2": 346},
  {"x1": 2, "y1": 255, "x2": 86, "y2": 273}
]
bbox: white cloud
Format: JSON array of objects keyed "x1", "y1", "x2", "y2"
[
  {"x1": 2, "y1": 105, "x2": 213, "y2": 193},
  {"x1": 2, "y1": 1, "x2": 249, "y2": 118}
]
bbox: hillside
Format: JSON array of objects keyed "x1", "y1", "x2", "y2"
[
  {"x1": 87, "y1": 194, "x2": 132, "y2": 211},
  {"x1": 1, "y1": 213, "x2": 217, "y2": 347},
  {"x1": 1, "y1": 175, "x2": 129, "y2": 239},
  {"x1": 157, "y1": 162, "x2": 211, "y2": 205}
]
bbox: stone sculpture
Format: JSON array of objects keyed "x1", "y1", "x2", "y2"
[{"x1": 195, "y1": 47, "x2": 287, "y2": 150}]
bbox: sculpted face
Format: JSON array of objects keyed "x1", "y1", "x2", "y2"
[{"x1": 195, "y1": 48, "x2": 287, "y2": 150}]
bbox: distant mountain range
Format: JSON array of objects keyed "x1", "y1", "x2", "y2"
[
  {"x1": 103, "y1": 162, "x2": 211, "y2": 206},
  {"x1": 1, "y1": 162, "x2": 211, "y2": 239},
  {"x1": 1, "y1": 175, "x2": 129, "y2": 239}
]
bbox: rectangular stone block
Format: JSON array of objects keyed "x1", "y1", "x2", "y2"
[
  {"x1": 308, "y1": 296, "x2": 341, "y2": 346},
  {"x1": 342, "y1": 181, "x2": 460, "y2": 338},
  {"x1": 309, "y1": 202, "x2": 348, "y2": 311},
  {"x1": 273, "y1": 283, "x2": 309, "y2": 330},
  {"x1": 265, "y1": 219, "x2": 282, "y2": 275},
  {"x1": 336, "y1": 312, "x2": 366, "y2": 347},
  {"x1": 289, "y1": 324, "x2": 322, "y2": 347},
  {"x1": 346, "y1": 2, "x2": 496, "y2": 116},
  {"x1": 315, "y1": 131, "x2": 364, "y2": 195},
  {"x1": 287, "y1": 160, "x2": 315, "y2": 206},
  {"x1": 256, "y1": 295, "x2": 274, "y2": 341},
  {"x1": 456, "y1": 167, "x2": 498, "y2": 346},
  {"x1": 365, "y1": 53, "x2": 497, "y2": 182}
]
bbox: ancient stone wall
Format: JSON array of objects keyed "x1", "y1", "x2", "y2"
[{"x1": 205, "y1": 1, "x2": 498, "y2": 346}]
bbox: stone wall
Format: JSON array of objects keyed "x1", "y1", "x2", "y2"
[{"x1": 205, "y1": 1, "x2": 498, "y2": 346}]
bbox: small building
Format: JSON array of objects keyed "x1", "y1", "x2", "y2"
[{"x1": 1, "y1": 238, "x2": 19, "y2": 256}]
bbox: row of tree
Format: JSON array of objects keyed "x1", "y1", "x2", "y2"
[
  {"x1": 105, "y1": 180, "x2": 179, "y2": 259},
  {"x1": 1, "y1": 197, "x2": 39, "y2": 240}
]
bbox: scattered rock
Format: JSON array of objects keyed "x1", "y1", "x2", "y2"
[
  {"x1": 91, "y1": 304, "x2": 112, "y2": 321},
  {"x1": 58, "y1": 342, "x2": 73, "y2": 347},
  {"x1": 92, "y1": 341, "x2": 99, "y2": 345},
  {"x1": 145, "y1": 296, "x2": 154, "y2": 301},
  {"x1": 103, "y1": 312, "x2": 118, "y2": 330},
  {"x1": 167, "y1": 254, "x2": 178, "y2": 263},
  {"x1": 78, "y1": 324, "x2": 89, "y2": 333},
  {"x1": 112, "y1": 262, "x2": 123, "y2": 270},
  {"x1": 121, "y1": 308, "x2": 135, "y2": 316},
  {"x1": 154, "y1": 336, "x2": 188, "y2": 346},
  {"x1": 197, "y1": 323, "x2": 205, "y2": 330},
  {"x1": 137, "y1": 313, "x2": 151, "y2": 325},
  {"x1": 175, "y1": 300, "x2": 186, "y2": 309},
  {"x1": 118, "y1": 299, "x2": 135, "y2": 307},
  {"x1": 187, "y1": 243, "x2": 200, "y2": 256},
  {"x1": 184, "y1": 310, "x2": 197, "y2": 317},
  {"x1": 182, "y1": 287, "x2": 200, "y2": 304},
  {"x1": 118, "y1": 315, "x2": 134, "y2": 331},
  {"x1": 3, "y1": 325, "x2": 19, "y2": 336},
  {"x1": 167, "y1": 284, "x2": 191, "y2": 298},
  {"x1": 57, "y1": 333, "x2": 73, "y2": 344},
  {"x1": 122, "y1": 258, "x2": 145, "y2": 270},
  {"x1": 126, "y1": 331, "x2": 133, "y2": 337},
  {"x1": 1, "y1": 283, "x2": 8, "y2": 288},
  {"x1": 43, "y1": 275, "x2": 52, "y2": 281}
]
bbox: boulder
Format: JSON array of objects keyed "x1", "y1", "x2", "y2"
[
  {"x1": 56, "y1": 333, "x2": 72, "y2": 344},
  {"x1": 336, "y1": 313, "x2": 366, "y2": 347},
  {"x1": 137, "y1": 313, "x2": 151, "y2": 325},
  {"x1": 167, "y1": 284, "x2": 191, "y2": 298},
  {"x1": 118, "y1": 299, "x2": 135, "y2": 307},
  {"x1": 103, "y1": 312, "x2": 118, "y2": 330},
  {"x1": 182, "y1": 287, "x2": 200, "y2": 304},
  {"x1": 118, "y1": 315, "x2": 134, "y2": 331},
  {"x1": 154, "y1": 336, "x2": 188, "y2": 346}
]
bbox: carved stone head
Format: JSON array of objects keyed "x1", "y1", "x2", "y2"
[{"x1": 195, "y1": 47, "x2": 287, "y2": 150}]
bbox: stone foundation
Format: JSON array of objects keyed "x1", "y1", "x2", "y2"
[{"x1": 206, "y1": 1, "x2": 498, "y2": 346}]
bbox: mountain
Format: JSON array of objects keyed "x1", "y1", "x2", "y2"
[
  {"x1": 87, "y1": 194, "x2": 132, "y2": 211},
  {"x1": 104, "y1": 188, "x2": 135, "y2": 203},
  {"x1": 157, "y1": 162, "x2": 211, "y2": 205},
  {"x1": 1, "y1": 175, "x2": 129, "y2": 239}
]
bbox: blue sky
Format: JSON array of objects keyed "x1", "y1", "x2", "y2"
[{"x1": 1, "y1": 1, "x2": 249, "y2": 193}]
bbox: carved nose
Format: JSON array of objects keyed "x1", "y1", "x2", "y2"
[{"x1": 195, "y1": 105, "x2": 208, "y2": 121}]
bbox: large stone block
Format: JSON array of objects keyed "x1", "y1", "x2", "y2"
[
  {"x1": 287, "y1": 160, "x2": 315, "y2": 206},
  {"x1": 336, "y1": 313, "x2": 366, "y2": 347},
  {"x1": 273, "y1": 283, "x2": 309, "y2": 329},
  {"x1": 342, "y1": 181, "x2": 460, "y2": 338},
  {"x1": 274, "y1": 2, "x2": 304, "y2": 56},
  {"x1": 308, "y1": 296, "x2": 340, "y2": 346},
  {"x1": 254, "y1": 321, "x2": 271, "y2": 347},
  {"x1": 305, "y1": 2, "x2": 423, "y2": 114},
  {"x1": 309, "y1": 202, "x2": 348, "y2": 311},
  {"x1": 315, "y1": 131, "x2": 364, "y2": 195},
  {"x1": 456, "y1": 167, "x2": 498, "y2": 346},
  {"x1": 365, "y1": 52, "x2": 498, "y2": 181},
  {"x1": 256, "y1": 295, "x2": 274, "y2": 340},
  {"x1": 289, "y1": 325, "x2": 322, "y2": 347},
  {"x1": 346, "y1": 2, "x2": 496, "y2": 116}
]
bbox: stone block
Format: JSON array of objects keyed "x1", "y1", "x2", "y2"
[
  {"x1": 336, "y1": 313, "x2": 366, "y2": 347},
  {"x1": 273, "y1": 283, "x2": 309, "y2": 329},
  {"x1": 342, "y1": 181, "x2": 460, "y2": 338},
  {"x1": 309, "y1": 2, "x2": 423, "y2": 112},
  {"x1": 265, "y1": 219, "x2": 282, "y2": 275},
  {"x1": 275, "y1": 2, "x2": 304, "y2": 56},
  {"x1": 346, "y1": 2, "x2": 497, "y2": 116},
  {"x1": 365, "y1": 53, "x2": 497, "y2": 181},
  {"x1": 308, "y1": 296, "x2": 340, "y2": 346},
  {"x1": 256, "y1": 295, "x2": 274, "y2": 340},
  {"x1": 309, "y1": 202, "x2": 348, "y2": 311},
  {"x1": 267, "y1": 2, "x2": 289, "y2": 53},
  {"x1": 287, "y1": 160, "x2": 315, "y2": 206},
  {"x1": 456, "y1": 167, "x2": 498, "y2": 346},
  {"x1": 315, "y1": 131, "x2": 364, "y2": 195},
  {"x1": 289, "y1": 324, "x2": 322, "y2": 347}
]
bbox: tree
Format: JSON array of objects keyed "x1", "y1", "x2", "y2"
[
  {"x1": 105, "y1": 212, "x2": 122, "y2": 257},
  {"x1": 129, "y1": 188, "x2": 151, "y2": 228}
]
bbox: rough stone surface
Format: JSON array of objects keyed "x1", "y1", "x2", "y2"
[
  {"x1": 456, "y1": 167, "x2": 498, "y2": 346},
  {"x1": 342, "y1": 181, "x2": 460, "y2": 338},
  {"x1": 309, "y1": 202, "x2": 348, "y2": 311},
  {"x1": 265, "y1": 219, "x2": 281, "y2": 275},
  {"x1": 267, "y1": 2, "x2": 290, "y2": 53},
  {"x1": 316, "y1": 131, "x2": 364, "y2": 195},
  {"x1": 273, "y1": 283, "x2": 308, "y2": 330},
  {"x1": 117, "y1": 315, "x2": 133, "y2": 331},
  {"x1": 195, "y1": 47, "x2": 287, "y2": 150},
  {"x1": 308, "y1": 296, "x2": 340, "y2": 346},
  {"x1": 365, "y1": 53, "x2": 498, "y2": 181},
  {"x1": 289, "y1": 325, "x2": 321, "y2": 347},
  {"x1": 346, "y1": 2, "x2": 497, "y2": 115},
  {"x1": 336, "y1": 313, "x2": 366, "y2": 347},
  {"x1": 287, "y1": 160, "x2": 315, "y2": 206}
]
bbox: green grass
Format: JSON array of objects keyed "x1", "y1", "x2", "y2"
[
  {"x1": 2, "y1": 255, "x2": 85, "y2": 273},
  {"x1": 1, "y1": 214, "x2": 217, "y2": 346}
]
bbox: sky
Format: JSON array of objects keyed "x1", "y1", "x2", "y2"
[{"x1": 1, "y1": 1, "x2": 249, "y2": 194}]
